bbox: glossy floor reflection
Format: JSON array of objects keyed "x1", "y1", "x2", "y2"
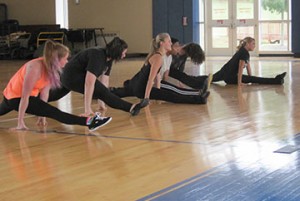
[
  {"x1": 0, "y1": 57, "x2": 300, "y2": 200},
  {"x1": 138, "y1": 133, "x2": 300, "y2": 201}
]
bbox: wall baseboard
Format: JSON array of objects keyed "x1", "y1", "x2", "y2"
[
  {"x1": 294, "y1": 53, "x2": 300, "y2": 58},
  {"x1": 259, "y1": 54, "x2": 295, "y2": 57}
]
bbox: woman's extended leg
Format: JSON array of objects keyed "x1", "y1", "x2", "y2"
[
  {"x1": 160, "y1": 80, "x2": 202, "y2": 96},
  {"x1": 6, "y1": 97, "x2": 111, "y2": 130},
  {"x1": 241, "y1": 72, "x2": 286, "y2": 85},
  {"x1": 92, "y1": 81, "x2": 133, "y2": 112},
  {"x1": 63, "y1": 74, "x2": 133, "y2": 113},
  {"x1": 7, "y1": 97, "x2": 87, "y2": 125},
  {"x1": 110, "y1": 85, "x2": 134, "y2": 98},
  {"x1": 149, "y1": 87, "x2": 209, "y2": 104}
]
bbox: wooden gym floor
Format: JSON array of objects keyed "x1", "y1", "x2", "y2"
[{"x1": 0, "y1": 56, "x2": 300, "y2": 201}]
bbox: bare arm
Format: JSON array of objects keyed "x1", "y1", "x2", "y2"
[
  {"x1": 162, "y1": 70, "x2": 170, "y2": 81},
  {"x1": 17, "y1": 61, "x2": 41, "y2": 130},
  {"x1": 246, "y1": 62, "x2": 252, "y2": 76},
  {"x1": 162, "y1": 69, "x2": 183, "y2": 87},
  {"x1": 39, "y1": 85, "x2": 50, "y2": 102},
  {"x1": 238, "y1": 60, "x2": 245, "y2": 86},
  {"x1": 154, "y1": 73, "x2": 161, "y2": 88},
  {"x1": 144, "y1": 54, "x2": 163, "y2": 99},
  {"x1": 97, "y1": 74, "x2": 109, "y2": 111},
  {"x1": 84, "y1": 71, "x2": 97, "y2": 116},
  {"x1": 36, "y1": 85, "x2": 50, "y2": 126},
  {"x1": 98, "y1": 74, "x2": 109, "y2": 87}
]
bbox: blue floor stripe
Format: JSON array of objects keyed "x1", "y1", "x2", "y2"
[
  {"x1": 137, "y1": 133, "x2": 300, "y2": 201},
  {"x1": 137, "y1": 159, "x2": 300, "y2": 201},
  {"x1": 136, "y1": 162, "x2": 232, "y2": 201}
]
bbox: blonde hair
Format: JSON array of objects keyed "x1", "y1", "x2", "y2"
[
  {"x1": 145, "y1": 33, "x2": 170, "y2": 63},
  {"x1": 43, "y1": 40, "x2": 69, "y2": 88},
  {"x1": 237, "y1": 37, "x2": 255, "y2": 51}
]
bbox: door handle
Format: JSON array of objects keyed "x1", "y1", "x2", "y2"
[{"x1": 183, "y1": 17, "x2": 188, "y2": 26}]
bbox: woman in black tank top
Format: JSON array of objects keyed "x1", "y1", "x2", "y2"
[{"x1": 111, "y1": 33, "x2": 210, "y2": 105}]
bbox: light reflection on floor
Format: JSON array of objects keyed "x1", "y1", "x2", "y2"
[{"x1": 138, "y1": 134, "x2": 300, "y2": 201}]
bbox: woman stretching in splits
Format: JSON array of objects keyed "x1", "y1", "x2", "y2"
[
  {"x1": 111, "y1": 33, "x2": 210, "y2": 106},
  {"x1": 47, "y1": 37, "x2": 144, "y2": 116},
  {"x1": 212, "y1": 36, "x2": 286, "y2": 86},
  {"x1": 159, "y1": 38, "x2": 212, "y2": 93},
  {"x1": 0, "y1": 40, "x2": 111, "y2": 131}
]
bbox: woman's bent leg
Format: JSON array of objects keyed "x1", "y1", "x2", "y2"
[
  {"x1": 48, "y1": 86, "x2": 71, "y2": 102},
  {"x1": 169, "y1": 68, "x2": 207, "y2": 89},
  {"x1": 212, "y1": 68, "x2": 226, "y2": 82},
  {"x1": 0, "y1": 97, "x2": 13, "y2": 115}
]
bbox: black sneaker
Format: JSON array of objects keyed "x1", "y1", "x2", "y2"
[
  {"x1": 275, "y1": 72, "x2": 287, "y2": 80},
  {"x1": 130, "y1": 99, "x2": 149, "y2": 116},
  {"x1": 140, "y1": 98, "x2": 150, "y2": 108},
  {"x1": 130, "y1": 103, "x2": 142, "y2": 116},
  {"x1": 87, "y1": 113, "x2": 112, "y2": 131},
  {"x1": 200, "y1": 91, "x2": 210, "y2": 104},
  {"x1": 199, "y1": 77, "x2": 209, "y2": 95},
  {"x1": 275, "y1": 72, "x2": 287, "y2": 84}
]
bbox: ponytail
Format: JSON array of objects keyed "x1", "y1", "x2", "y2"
[
  {"x1": 43, "y1": 40, "x2": 69, "y2": 88},
  {"x1": 145, "y1": 33, "x2": 170, "y2": 63},
  {"x1": 237, "y1": 37, "x2": 255, "y2": 51}
]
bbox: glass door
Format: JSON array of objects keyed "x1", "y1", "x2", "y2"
[
  {"x1": 206, "y1": 0, "x2": 257, "y2": 56},
  {"x1": 259, "y1": 0, "x2": 291, "y2": 52}
]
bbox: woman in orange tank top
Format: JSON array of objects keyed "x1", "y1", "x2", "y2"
[{"x1": 0, "y1": 40, "x2": 111, "y2": 131}]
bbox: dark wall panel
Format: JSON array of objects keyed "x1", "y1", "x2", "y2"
[
  {"x1": 153, "y1": 0, "x2": 196, "y2": 44},
  {"x1": 292, "y1": 0, "x2": 300, "y2": 56},
  {"x1": 168, "y1": 0, "x2": 184, "y2": 42},
  {"x1": 152, "y1": 0, "x2": 168, "y2": 37}
]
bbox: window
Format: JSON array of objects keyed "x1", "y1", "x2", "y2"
[{"x1": 55, "y1": 0, "x2": 68, "y2": 29}]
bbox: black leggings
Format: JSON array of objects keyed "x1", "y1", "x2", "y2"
[
  {"x1": 212, "y1": 68, "x2": 281, "y2": 84},
  {"x1": 160, "y1": 80, "x2": 200, "y2": 96},
  {"x1": 48, "y1": 76, "x2": 132, "y2": 112},
  {"x1": 112, "y1": 81, "x2": 206, "y2": 104},
  {"x1": 168, "y1": 68, "x2": 208, "y2": 89},
  {"x1": 0, "y1": 96, "x2": 87, "y2": 126}
]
